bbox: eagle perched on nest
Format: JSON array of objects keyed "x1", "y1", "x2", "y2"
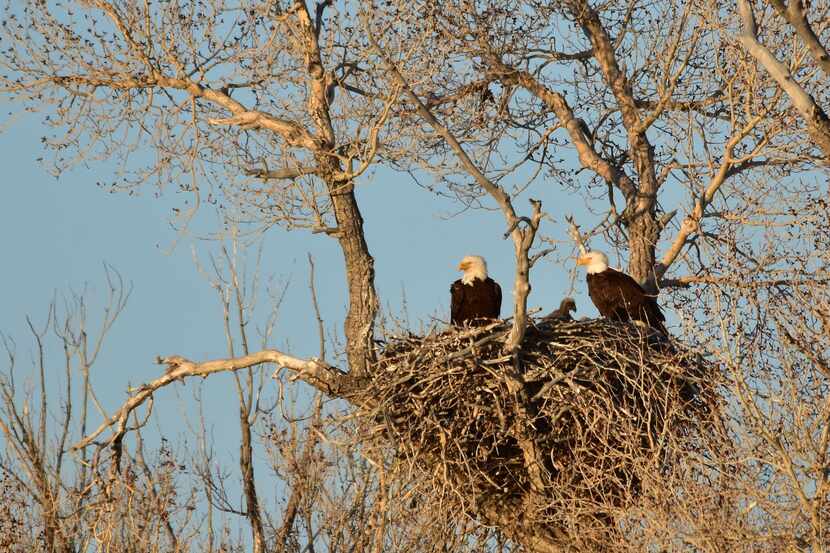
[
  {"x1": 577, "y1": 250, "x2": 667, "y2": 335},
  {"x1": 451, "y1": 255, "x2": 502, "y2": 326}
]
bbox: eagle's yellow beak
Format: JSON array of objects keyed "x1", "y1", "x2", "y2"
[
  {"x1": 457, "y1": 261, "x2": 469, "y2": 271},
  {"x1": 576, "y1": 255, "x2": 589, "y2": 266}
]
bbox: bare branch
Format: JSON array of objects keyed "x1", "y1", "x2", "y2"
[
  {"x1": 72, "y1": 350, "x2": 349, "y2": 452},
  {"x1": 766, "y1": 0, "x2": 830, "y2": 76},
  {"x1": 245, "y1": 166, "x2": 321, "y2": 180},
  {"x1": 492, "y1": 63, "x2": 637, "y2": 201},
  {"x1": 657, "y1": 100, "x2": 778, "y2": 280},
  {"x1": 565, "y1": 215, "x2": 588, "y2": 256},
  {"x1": 363, "y1": 16, "x2": 540, "y2": 355},
  {"x1": 737, "y1": 0, "x2": 830, "y2": 160},
  {"x1": 308, "y1": 254, "x2": 326, "y2": 361}
]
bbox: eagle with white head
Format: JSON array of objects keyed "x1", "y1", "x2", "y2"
[
  {"x1": 450, "y1": 255, "x2": 502, "y2": 326},
  {"x1": 577, "y1": 250, "x2": 667, "y2": 334}
]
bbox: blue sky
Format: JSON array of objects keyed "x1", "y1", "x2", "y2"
[
  {"x1": 0, "y1": 112, "x2": 583, "y2": 380},
  {"x1": 0, "y1": 107, "x2": 583, "y2": 517}
]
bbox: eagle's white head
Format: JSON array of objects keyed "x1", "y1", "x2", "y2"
[
  {"x1": 458, "y1": 255, "x2": 488, "y2": 285},
  {"x1": 576, "y1": 250, "x2": 609, "y2": 274}
]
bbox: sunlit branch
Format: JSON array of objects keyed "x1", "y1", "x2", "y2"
[{"x1": 72, "y1": 350, "x2": 349, "y2": 452}]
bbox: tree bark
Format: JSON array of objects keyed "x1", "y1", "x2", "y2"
[
  {"x1": 318, "y1": 157, "x2": 378, "y2": 378},
  {"x1": 567, "y1": 0, "x2": 662, "y2": 287},
  {"x1": 627, "y1": 209, "x2": 660, "y2": 292},
  {"x1": 291, "y1": 0, "x2": 379, "y2": 377}
]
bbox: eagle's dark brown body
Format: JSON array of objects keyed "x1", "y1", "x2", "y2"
[
  {"x1": 450, "y1": 277, "x2": 502, "y2": 326},
  {"x1": 586, "y1": 268, "x2": 667, "y2": 334}
]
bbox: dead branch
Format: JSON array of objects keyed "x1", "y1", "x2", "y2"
[
  {"x1": 766, "y1": 0, "x2": 830, "y2": 76},
  {"x1": 565, "y1": 215, "x2": 588, "y2": 256},
  {"x1": 736, "y1": 0, "x2": 830, "y2": 161},
  {"x1": 72, "y1": 350, "x2": 349, "y2": 452}
]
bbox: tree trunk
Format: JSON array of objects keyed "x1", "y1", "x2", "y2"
[
  {"x1": 622, "y1": 107, "x2": 661, "y2": 291},
  {"x1": 566, "y1": 0, "x2": 663, "y2": 288},
  {"x1": 626, "y1": 175, "x2": 660, "y2": 293},
  {"x1": 806, "y1": 109, "x2": 830, "y2": 163},
  {"x1": 33, "y1": 472, "x2": 72, "y2": 553},
  {"x1": 318, "y1": 156, "x2": 378, "y2": 378}
]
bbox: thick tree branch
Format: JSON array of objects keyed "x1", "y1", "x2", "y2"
[
  {"x1": 766, "y1": 0, "x2": 830, "y2": 76},
  {"x1": 737, "y1": 0, "x2": 830, "y2": 161},
  {"x1": 660, "y1": 273, "x2": 830, "y2": 289},
  {"x1": 566, "y1": 0, "x2": 662, "y2": 284},
  {"x1": 245, "y1": 166, "x2": 320, "y2": 180},
  {"x1": 524, "y1": 47, "x2": 594, "y2": 63},
  {"x1": 505, "y1": 200, "x2": 544, "y2": 354},
  {"x1": 72, "y1": 351, "x2": 350, "y2": 452},
  {"x1": 634, "y1": 91, "x2": 724, "y2": 114},
  {"x1": 567, "y1": 0, "x2": 645, "y2": 134},
  {"x1": 81, "y1": 0, "x2": 323, "y2": 150},
  {"x1": 658, "y1": 152, "x2": 733, "y2": 278},
  {"x1": 293, "y1": 0, "x2": 336, "y2": 146},
  {"x1": 424, "y1": 78, "x2": 495, "y2": 109},
  {"x1": 46, "y1": 72, "x2": 322, "y2": 152},
  {"x1": 490, "y1": 63, "x2": 636, "y2": 201}
]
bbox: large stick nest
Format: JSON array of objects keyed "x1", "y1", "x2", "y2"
[{"x1": 361, "y1": 317, "x2": 720, "y2": 531}]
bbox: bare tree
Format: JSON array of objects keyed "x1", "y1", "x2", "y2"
[
  {"x1": 2, "y1": 0, "x2": 830, "y2": 551},
  {"x1": 0, "y1": 268, "x2": 207, "y2": 552}
]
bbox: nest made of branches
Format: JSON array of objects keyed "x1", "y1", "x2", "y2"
[{"x1": 360, "y1": 317, "x2": 721, "y2": 529}]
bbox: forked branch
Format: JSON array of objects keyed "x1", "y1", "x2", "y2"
[
  {"x1": 72, "y1": 350, "x2": 350, "y2": 452},
  {"x1": 766, "y1": 0, "x2": 830, "y2": 77},
  {"x1": 565, "y1": 215, "x2": 589, "y2": 256},
  {"x1": 736, "y1": 0, "x2": 830, "y2": 160},
  {"x1": 363, "y1": 15, "x2": 543, "y2": 354}
]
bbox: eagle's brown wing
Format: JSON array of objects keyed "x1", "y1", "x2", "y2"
[
  {"x1": 588, "y1": 269, "x2": 667, "y2": 334},
  {"x1": 489, "y1": 278, "x2": 502, "y2": 319},
  {"x1": 450, "y1": 279, "x2": 466, "y2": 325}
]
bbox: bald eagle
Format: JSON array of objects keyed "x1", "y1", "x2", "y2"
[
  {"x1": 576, "y1": 251, "x2": 667, "y2": 334},
  {"x1": 451, "y1": 255, "x2": 502, "y2": 326}
]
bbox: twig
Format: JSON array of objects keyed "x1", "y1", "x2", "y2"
[
  {"x1": 308, "y1": 254, "x2": 326, "y2": 361},
  {"x1": 565, "y1": 215, "x2": 588, "y2": 255}
]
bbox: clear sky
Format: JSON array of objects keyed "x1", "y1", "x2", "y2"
[{"x1": 0, "y1": 106, "x2": 584, "y2": 517}]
